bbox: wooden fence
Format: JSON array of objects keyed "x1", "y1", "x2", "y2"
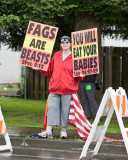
[
  {"x1": 103, "y1": 47, "x2": 128, "y2": 94},
  {"x1": 26, "y1": 46, "x2": 128, "y2": 104},
  {"x1": 26, "y1": 67, "x2": 49, "y2": 100}
]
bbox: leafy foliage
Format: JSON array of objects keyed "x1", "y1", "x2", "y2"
[
  {"x1": 0, "y1": 0, "x2": 128, "y2": 51},
  {"x1": 64, "y1": 0, "x2": 128, "y2": 39},
  {"x1": 0, "y1": 0, "x2": 67, "y2": 51}
]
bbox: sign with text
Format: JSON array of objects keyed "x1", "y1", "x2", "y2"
[
  {"x1": 71, "y1": 28, "x2": 99, "y2": 77},
  {"x1": 19, "y1": 21, "x2": 58, "y2": 70}
]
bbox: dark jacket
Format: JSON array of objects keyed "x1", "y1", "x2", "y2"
[{"x1": 80, "y1": 74, "x2": 97, "y2": 83}]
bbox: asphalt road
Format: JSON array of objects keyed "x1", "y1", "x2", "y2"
[{"x1": 0, "y1": 136, "x2": 128, "y2": 160}]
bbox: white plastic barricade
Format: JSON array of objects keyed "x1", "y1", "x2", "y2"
[
  {"x1": 80, "y1": 87, "x2": 128, "y2": 159},
  {"x1": 0, "y1": 106, "x2": 13, "y2": 152}
]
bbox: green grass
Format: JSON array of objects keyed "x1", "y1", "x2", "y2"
[
  {"x1": 86, "y1": 117, "x2": 122, "y2": 133},
  {"x1": 0, "y1": 97, "x2": 47, "y2": 128},
  {"x1": 0, "y1": 88, "x2": 19, "y2": 92},
  {"x1": 0, "y1": 97, "x2": 126, "y2": 133}
]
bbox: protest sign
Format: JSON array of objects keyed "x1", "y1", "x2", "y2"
[
  {"x1": 19, "y1": 21, "x2": 58, "y2": 70},
  {"x1": 71, "y1": 28, "x2": 99, "y2": 77}
]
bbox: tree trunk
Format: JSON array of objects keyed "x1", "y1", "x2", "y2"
[{"x1": 75, "y1": 14, "x2": 103, "y2": 106}]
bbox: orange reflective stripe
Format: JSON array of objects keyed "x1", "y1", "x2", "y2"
[
  {"x1": 116, "y1": 96, "x2": 120, "y2": 111},
  {"x1": 5, "y1": 128, "x2": 8, "y2": 133},
  {"x1": 126, "y1": 131, "x2": 128, "y2": 137},
  {"x1": 108, "y1": 99, "x2": 112, "y2": 108},
  {"x1": 0, "y1": 120, "x2": 3, "y2": 134},
  {"x1": 122, "y1": 95, "x2": 126, "y2": 116}
]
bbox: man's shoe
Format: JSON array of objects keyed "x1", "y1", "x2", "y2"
[
  {"x1": 60, "y1": 129, "x2": 67, "y2": 139},
  {"x1": 39, "y1": 130, "x2": 52, "y2": 138}
]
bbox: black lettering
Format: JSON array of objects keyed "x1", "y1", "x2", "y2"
[
  {"x1": 29, "y1": 39, "x2": 46, "y2": 50},
  {"x1": 74, "y1": 72, "x2": 80, "y2": 76},
  {"x1": 41, "y1": 53, "x2": 46, "y2": 63},
  {"x1": 93, "y1": 31, "x2": 96, "y2": 42},
  {"x1": 26, "y1": 49, "x2": 31, "y2": 60},
  {"x1": 73, "y1": 48, "x2": 76, "y2": 58},
  {"x1": 36, "y1": 40, "x2": 41, "y2": 49},
  {"x1": 88, "y1": 58, "x2": 90, "y2": 68},
  {"x1": 73, "y1": 33, "x2": 83, "y2": 46},
  {"x1": 83, "y1": 46, "x2": 86, "y2": 56},
  {"x1": 83, "y1": 44, "x2": 97, "y2": 57},
  {"x1": 79, "y1": 46, "x2": 82, "y2": 57},
  {"x1": 49, "y1": 28, "x2": 56, "y2": 39},
  {"x1": 88, "y1": 32, "x2": 91, "y2": 43},
  {"x1": 86, "y1": 45, "x2": 93, "y2": 56},
  {"x1": 90, "y1": 31, "x2": 93, "y2": 42},
  {"x1": 76, "y1": 33, "x2": 79, "y2": 45},
  {"x1": 44, "y1": 54, "x2": 50, "y2": 64},
  {"x1": 29, "y1": 38, "x2": 36, "y2": 48},
  {"x1": 73, "y1": 47, "x2": 82, "y2": 58},
  {"x1": 41, "y1": 41, "x2": 46, "y2": 50},
  {"x1": 76, "y1": 47, "x2": 79, "y2": 57},
  {"x1": 87, "y1": 45, "x2": 90, "y2": 56},
  {"x1": 79, "y1": 60, "x2": 83, "y2": 69},
  {"x1": 21, "y1": 48, "x2": 27, "y2": 58},
  {"x1": 27, "y1": 23, "x2": 57, "y2": 40},
  {"x1": 74, "y1": 60, "x2": 78, "y2": 70},
  {"x1": 33, "y1": 24, "x2": 41, "y2": 36},
  {"x1": 83, "y1": 59, "x2": 87, "y2": 69},
  {"x1": 23, "y1": 60, "x2": 28, "y2": 64},
  {"x1": 93, "y1": 44, "x2": 97, "y2": 55},
  {"x1": 73, "y1": 34, "x2": 76, "y2": 45},
  {"x1": 84, "y1": 31, "x2": 92, "y2": 43},
  {"x1": 36, "y1": 52, "x2": 41, "y2": 62},
  {"x1": 29, "y1": 62, "x2": 32, "y2": 66},
  {"x1": 34, "y1": 63, "x2": 37, "y2": 67},
  {"x1": 84, "y1": 31, "x2": 97, "y2": 43},
  {"x1": 90, "y1": 45, "x2": 93, "y2": 55},
  {"x1": 80, "y1": 33, "x2": 83, "y2": 44},
  {"x1": 84, "y1": 32, "x2": 89, "y2": 43},
  {"x1": 22, "y1": 60, "x2": 25, "y2": 64},
  {"x1": 82, "y1": 70, "x2": 86, "y2": 76},
  {"x1": 30, "y1": 51, "x2": 36, "y2": 61},
  {"x1": 90, "y1": 58, "x2": 93, "y2": 68},
  {"x1": 42, "y1": 26, "x2": 50, "y2": 38},
  {"x1": 94, "y1": 57, "x2": 97, "y2": 67},
  {"x1": 27, "y1": 22, "x2": 35, "y2": 34}
]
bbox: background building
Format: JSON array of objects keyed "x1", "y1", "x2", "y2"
[{"x1": 0, "y1": 45, "x2": 21, "y2": 88}]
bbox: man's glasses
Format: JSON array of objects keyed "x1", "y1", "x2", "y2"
[{"x1": 61, "y1": 41, "x2": 69, "y2": 44}]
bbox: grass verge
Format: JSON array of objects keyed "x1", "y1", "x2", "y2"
[
  {"x1": 0, "y1": 97, "x2": 125, "y2": 133},
  {"x1": 0, "y1": 97, "x2": 46, "y2": 128}
]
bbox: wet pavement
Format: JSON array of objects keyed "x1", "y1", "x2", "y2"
[
  {"x1": 6, "y1": 126, "x2": 80, "y2": 139},
  {"x1": 0, "y1": 126, "x2": 128, "y2": 160},
  {"x1": 6, "y1": 126, "x2": 123, "y2": 139}
]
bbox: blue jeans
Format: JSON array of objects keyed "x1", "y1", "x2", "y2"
[{"x1": 81, "y1": 83, "x2": 98, "y2": 119}]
